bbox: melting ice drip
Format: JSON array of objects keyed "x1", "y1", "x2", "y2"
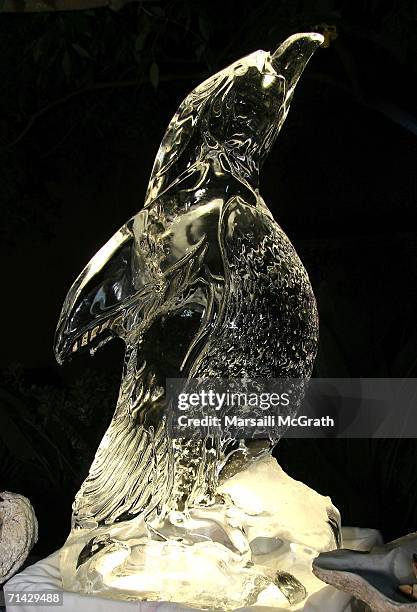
[{"x1": 55, "y1": 32, "x2": 340, "y2": 610}]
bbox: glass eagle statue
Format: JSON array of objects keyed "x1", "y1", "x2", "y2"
[{"x1": 55, "y1": 32, "x2": 340, "y2": 610}]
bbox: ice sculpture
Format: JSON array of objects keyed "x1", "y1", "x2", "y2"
[{"x1": 54, "y1": 32, "x2": 340, "y2": 609}]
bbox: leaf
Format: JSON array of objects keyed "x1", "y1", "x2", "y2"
[
  {"x1": 0, "y1": 390, "x2": 39, "y2": 461},
  {"x1": 109, "y1": 0, "x2": 128, "y2": 10},
  {"x1": 135, "y1": 17, "x2": 150, "y2": 52},
  {"x1": 198, "y1": 14, "x2": 210, "y2": 41},
  {"x1": 72, "y1": 43, "x2": 91, "y2": 59},
  {"x1": 195, "y1": 43, "x2": 206, "y2": 61},
  {"x1": 148, "y1": 5, "x2": 165, "y2": 18},
  {"x1": 62, "y1": 50, "x2": 72, "y2": 80},
  {"x1": 32, "y1": 38, "x2": 43, "y2": 63},
  {"x1": 149, "y1": 61, "x2": 159, "y2": 89},
  {"x1": 0, "y1": 406, "x2": 35, "y2": 461}
]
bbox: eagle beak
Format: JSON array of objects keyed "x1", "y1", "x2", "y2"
[
  {"x1": 54, "y1": 221, "x2": 137, "y2": 365},
  {"x1": 272, "y1": 32, "x2": 324, "y2": 95}
]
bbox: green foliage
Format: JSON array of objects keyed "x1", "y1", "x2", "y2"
[
  {"x1": 149, "y1": 61, "x2": 159, "y2": 89},
  {"x1": 0, "y1": 366, "x2": 118, "y2": 492},
  {"x1": 0, "y1": 0, "x2": 416, "y2": 247}
]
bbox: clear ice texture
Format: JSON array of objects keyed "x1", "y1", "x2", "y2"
[{"x1": 54, "y1": 32, "x2": 338, "y2": 610}]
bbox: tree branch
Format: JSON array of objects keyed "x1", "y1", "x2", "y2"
[
  {"x1": 1, "y1": 72, "x2": 203, "y2": 151},
  {"x1": 2, "y1": 69, "x2": 416, "y2": 152}
]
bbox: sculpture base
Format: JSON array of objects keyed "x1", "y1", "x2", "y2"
[
  {"x1": 3, "y1": 457, "x2": 382, "y2": 610},
  {"x1": 57, "y1": 456, "x2": 342, "y2": 609},
  {"x1": 4, "y1": 528, "x2": 382, "y2": 611}
]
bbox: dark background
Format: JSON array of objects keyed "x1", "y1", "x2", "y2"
[{"x1": 0, "y1": 0, "x2": 416, "y2": 560}]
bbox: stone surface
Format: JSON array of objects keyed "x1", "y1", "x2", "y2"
[
  {"x1": 0, "y1": 492, "x2": 38, "y2": 583},
  {"x1": 313, "y1": 532, "x2": 417, "y2": 611}
]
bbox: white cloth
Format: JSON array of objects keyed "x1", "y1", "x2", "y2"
[{"x1": 4, "y1": 528, "x2": 382, "y2": 612}]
